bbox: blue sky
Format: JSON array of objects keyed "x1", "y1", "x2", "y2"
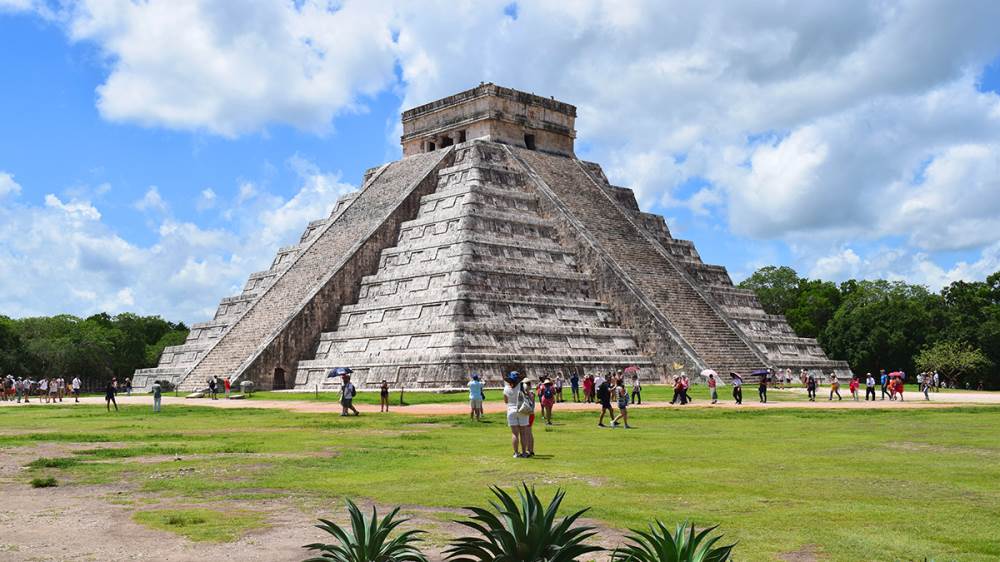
[{"x1": 2, "y1": 1, "x2": 1000, "y2": 324}]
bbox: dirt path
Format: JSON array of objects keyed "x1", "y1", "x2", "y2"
[{"x1": 4, "y1": 389, "x2": 997, "y2": 415}]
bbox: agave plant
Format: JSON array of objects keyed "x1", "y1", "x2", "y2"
[
  {"x1": 445, "y1": 483, "x2": 603, "y2": 562},
  {"x1": 611, "y1": 520, "x2": 735, "y2": 562},
  {"x1": 303, "y1": 499, "x2": 428, "y2": 562}
]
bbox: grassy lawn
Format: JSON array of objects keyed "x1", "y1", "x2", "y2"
[{"x1": 2, "y1": 403, "x2": 998, "y2": 561}]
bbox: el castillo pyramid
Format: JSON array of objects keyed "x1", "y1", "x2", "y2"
[{"x1": 133, "y1": 84, "x2": 849, "y2": 391}]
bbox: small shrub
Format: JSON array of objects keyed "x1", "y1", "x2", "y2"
[
  {"x1": 303, "y1": 498, "x2": 427, "y2": 562},
  {"x1": 31, "y1": 477, "x2": 58, "y2": 488},
  {"x1": 27, "y1": 457, "x2": 80, "y2": 469},
  {"x1": 445, "y1": 483, "x2": 602, "y2": 562},
  {"x1": 611, "y1": 520, "x2": 736, "y2": 562}
]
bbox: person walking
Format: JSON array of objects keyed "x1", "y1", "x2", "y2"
[
  {"x1": 933, "y1": 371, "x2": 940, "y2": 392},
  {"x1": 731, "y1": 372, "x2": 743, "y2": 404},
  {"x1": 570, "y1": 371, "x2": 580, "y2": 402},
  {"x1": 224, "y1": 377, "x2": 231, "y2": 399},
  {"x1": 806, "y1": 375, "x2": 817, "y2": 401},
  {"x1": 880, "y1": 369, "x2": 889, "y2": 400},
  {"x1": 895, "y1": 377, "x2": 905, "y2": 401},
  {"x1": 758, "y1": 372, "x2": 768, "y2": 404},
  {"x1": 39, "y1": 377, "x2": 49, "y2": 404},
  {"x1": 15, "y1": 377, "x2": 24, "y2": 403},
  {"x1": 865, "y1": 373, "x2": 876, "y2": 401},
  {"x1": 48, "y1": 378, "x2": 59, "y2": 403},
  {"x1": 56, "y1": 377, "x2": 64, "y2": 402},
  {"x1": 708, "y1": 373, "x2": 718, "y2": 404},
  {"x1": 152, "y1": 379, "x2": 162, "y2": 413},
  {"x1": 630, "y1": 374, "x2": 642, "y2": 405},
  {"x1": 554, "y1": 373, "x2": 565, "y2": 403},
  {"x1": 538, "y1": 378, "x2": 555, "y2": 425},
  {"x1": 380, "y1": 379, "x2": 391, "y2": 412},
  {"x1": 105, "y1": 378, "x2": 119, "y2": 412},
  {"x1": 503, "y1": 372, "x2": 530, "y2": 458},
  {"x1": 681, "y1": 374, "x2": 692, "y2": 404},
  {"x1": 849, "y1": 376, "x2": 860, "y2": 401},
  {"x1": 921, "y1": 376, "x2": 931, "y2": 401},
  {"x1": 670, "y1": 376, "x2": 683, "y2": 405},
  {"x1": 468, "y1": 374, "x2": 484, "y2": 421},
  {"x1": 583, "y1": 374, "x2": 594, "y2": 404},
  {"x1": 124, "y1": 377, "x2": 132, "y2": 397},
  {"x1": 597, "y1": 376, "x2": 615, "y2": 427},
  {"x1": 612, "y1": 379, "x2": 631, "y2": 429},
  {"x1": 339, "y1": 375, "x2": 359, "y2": 416},
  {"x1": 829, "y1": 373, "x2": 842, "y2": 401},
  {"x1": 208, "y1": 376, "x2": 218, "y2": 400}
]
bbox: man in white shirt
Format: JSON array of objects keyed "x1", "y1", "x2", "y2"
[
  {"x1": 71, "y1": 376, "x2": 82, "y2": 403},
  {"x1": 468, "y1": 374, "x2": 484, "y2": 421},
  {"x1": 339, "y1": 375, "x2": 359, "y2": 416}
]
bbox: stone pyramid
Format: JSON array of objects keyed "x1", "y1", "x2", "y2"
[{"x1": 133, "y1": 84, "x2": 848, "y2": 391}]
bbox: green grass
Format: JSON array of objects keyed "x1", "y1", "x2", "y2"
[
  {"x1": 27, "y1": 456, "x2": 80, "y2": 469},
  {"x1": 1, "y1": 403, "x2": 999, "y2": 560},
  {"x1": 30, "y1": 476, "x2": 58, "y2": 488},
  {"x1": 133, "y1": 508, "x2": 264, "y2": 542}
]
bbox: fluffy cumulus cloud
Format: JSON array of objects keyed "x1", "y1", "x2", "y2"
[
  {"x1": 60, "y1": 0, "x2": 398, "y2": 136},
  {"x1": 0, "y1": 161, "x2": 355, "y2": 322}
]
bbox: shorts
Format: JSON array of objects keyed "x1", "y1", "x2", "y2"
[
  {"x1": 341, "y1": 398, "x2": 354, "y2": 408},
  {"x1": 72, "y1": 389, "x2": 80, "y2": 396},
  {"x1": 470, "y1": 398, "x2": 483, "y2": 409},
  {"x1": 506, "y1": 410, "x2": 529, "y2": 427},
  {"x1": 601, "y1": 400, "x2": 612, "y2": 409}
]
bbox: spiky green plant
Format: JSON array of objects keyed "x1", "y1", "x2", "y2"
[
  {"x1": 611, "y1": 520, "x2": 735, "y2": 562},
  {"x1": 445, "y1": 483, "x2": 603, "y2": 562},
  {"x1": 303, "y1": 499, "x2": 427, "y2": 562}
]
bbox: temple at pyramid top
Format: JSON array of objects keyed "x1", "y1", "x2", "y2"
[
  {"x1": 133, "y1": 83, "x2": 849, "y2": 392},
  {"x1": 401, "y1": 83, "x2": 577, "y2": 157}
]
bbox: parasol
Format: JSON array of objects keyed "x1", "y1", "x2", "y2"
[
  {"x1": 327, "y1": 367, "x2": 353, "y2": 378},
  {"x1": 623, "y1": 365, "x2": 641, "y2": 374}
]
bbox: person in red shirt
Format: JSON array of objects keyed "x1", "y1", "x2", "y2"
[
  {"x1": 223, "y1": 377, "x2": 231, "y2": 399},
  {"x1": 849, "y1": 376, "x2": 859, "y2": 401},
  {"x1": 583, "y1": 375, "x2": 595, "y2": 403}
]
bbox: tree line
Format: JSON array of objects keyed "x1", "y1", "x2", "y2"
[
  {"x1": 0, "y1": 313, "x2": 188, "y2": 387},
  {"x1": 739, "y1": 266, "x2": 999, "y2": 388}
]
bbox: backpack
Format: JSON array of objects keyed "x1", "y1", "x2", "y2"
[
  {"x1": 542, "y1": 386, "x2": 554, "y2": 400},
  {"x1": 517, "y1": 386, "x2": 535, "y2": 415}
]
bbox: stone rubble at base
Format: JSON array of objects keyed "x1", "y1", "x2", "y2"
[{"x1": 132, "y1": 83, "x2": 849, "y2": 392}]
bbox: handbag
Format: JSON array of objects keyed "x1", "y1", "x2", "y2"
[{"x1": 516, "y1": 386, "x2": 535, "y2": 416}]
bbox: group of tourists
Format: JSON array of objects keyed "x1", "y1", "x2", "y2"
[{"x1": 2, "y1": 375, "x2": 82, "y2": 404}]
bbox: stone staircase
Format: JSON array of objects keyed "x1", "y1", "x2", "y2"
[{"x1": 512, "y1": 147, "x2": 769, "y2": 377}]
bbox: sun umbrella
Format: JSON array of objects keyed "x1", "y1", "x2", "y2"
[
  {"x1": 889, "y1": 371, "x2": 903, "y2": 379},
  {"x1": 751, "y1": 369, "x2": 771, "y2": 376},
  {"x1": 700, "y1": 369, "x2": 717, "y2": 377},
  {"x1": 327, "y1": 367, "x2": 353, "y2": 378},
  {"x1": 623, "y1": 365, "x2": 641, "y2": 374}
]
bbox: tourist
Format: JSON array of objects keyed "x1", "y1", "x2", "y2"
[
  {"x1": 670, "y1": 376, "x2": 683, "y2": 405},
  {"x1": 708, "y1": 373, "x2": 718, "y2": 404},
  {"x1": 124, "y1": 377, "x2": 132, "y2": 397},
  {"x1": 865, "y1": 373, "x2": 876, "y2": 401},
  {"x1": 681, "y1": 374, "x2": 692, "y2": 404},
  {"x1": 468, "y1": 374, "x2": 483, "y2": 421},
  {"x1": 594, "y1": 372, "x2": 606, "y2": 396},
  {"x1": 933, "y1": 371, "x2": 940, "y2": 391},
  {"x1": 806, "y1": 375, "x2": 817, "y2": 401},
  {"x1": 916, "y1": 372, "x2": 924, "y2": 391},
  {"x1": 522, "y1": 379, "x2": 536, "y2": 456},
  {"x1": 612, "y1": 379, "x2": 631, "y2": 429},
  {"x1": 224, "y1": 377, "x2": 231, "y2": 399},
  {"x1": 582, "y1": 374, "x2": 594, "y2": 403},
  {"x1": 731, "y1": 372, "x2": 743, "y2": 404},
  {"x1": 880, "y1": 369, "x2": 889, "y2": 400},
  {"x1": 597, "y1": 376, "x2": 615, "y2": 427},
  {"x1": 758, "y1": 372, "x2": 768, "y2": 404},
  {"x1": 380, "y1": 379, "x2": 391, "y2": 412},
  {"x1": 208, "y1": 376, "x2": 218, "y2": 400},
  {"x1": 828, "y1": 373, "x2": 842, "y2": 401},
  {"x1": 538, "y1": 378, "x2": 555, "y2": 425},
  {"x1": 554, "y1": 372, "x2": 565, "y2": 403},
  {"x1": 16, "y1": 377, "x2": 27, "y2": 403},
  {"x1": 48, "y1": 378, "x2": 58, "y2": 403},
  {"x1": 921, "y1": 375, "x2": 931, "y2": 401},
  {"x1": 152, "y1": 379, "x2": 162, "y2": 413},
  {"x1": 849, "y1": 375, "x2": 860, "y2": 401},
  {"x1": 56, "y1": 376, "x2": 64, "y2": 402},
  {"x1": 894, "y1": 377, "x2": 905, "y2": 401},
  {"x1": 105, "y1": 377, "x2": 119, "y2": 412},
  {"x1": 800, "y1": 369, "x2": 808, "y2": 385},
  {"x1": 339, "y1": 374, "x2": 359, "y2": 416},
  {"x1": 39, "y1": 377, "x2": 49, "y2": 404},
  {"x1": 503, "y1": 372, "x2": 530, "y2": 458},
  {"x1": 630, "y1": 374, "x2": 642, "y2": 405},
  {"x1": 570, "y1": 371, "x2": 580, "y2": 402}
]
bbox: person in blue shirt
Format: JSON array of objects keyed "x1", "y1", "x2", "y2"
[
  {"x1": 570, "y1": 372, "x2": 580, "y2": 402},
  {"x1": 880, "y1": 369, "x2": 889, "y2": 400},
  {"x1": 468, "y1": 374, "x2": 484, "y2": 421}
]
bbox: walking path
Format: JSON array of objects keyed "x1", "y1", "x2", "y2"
[{"x1": 4, "y1": 389, "x2": 998, "y2": 415}]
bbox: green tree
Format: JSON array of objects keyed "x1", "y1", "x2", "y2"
[
  {"x1": 914, "y1": 340, "x2": 992, "y2": 387},
  {"x1": 784, "y1": 279, "x2": 841, "y2": 338},
  {"x1": 738, "y1": 266, "x2": 802, "y2": 315}
]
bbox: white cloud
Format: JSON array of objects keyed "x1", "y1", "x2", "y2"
[
  {"x1": 0, "y1": 160, "x2": 356, "y2": 322},
  {"x1": 0, "y1": 172, "x2": 22, "y2": 199},
  {"x1": 134, "y1": 186, "x2": 168, "y2": 213},
  {"x1": 196, "y1": 188, "x2": 217, "y2": 211},
  {"x1": 61, "y1": 0, "x2": 398, "y2": 136}
]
